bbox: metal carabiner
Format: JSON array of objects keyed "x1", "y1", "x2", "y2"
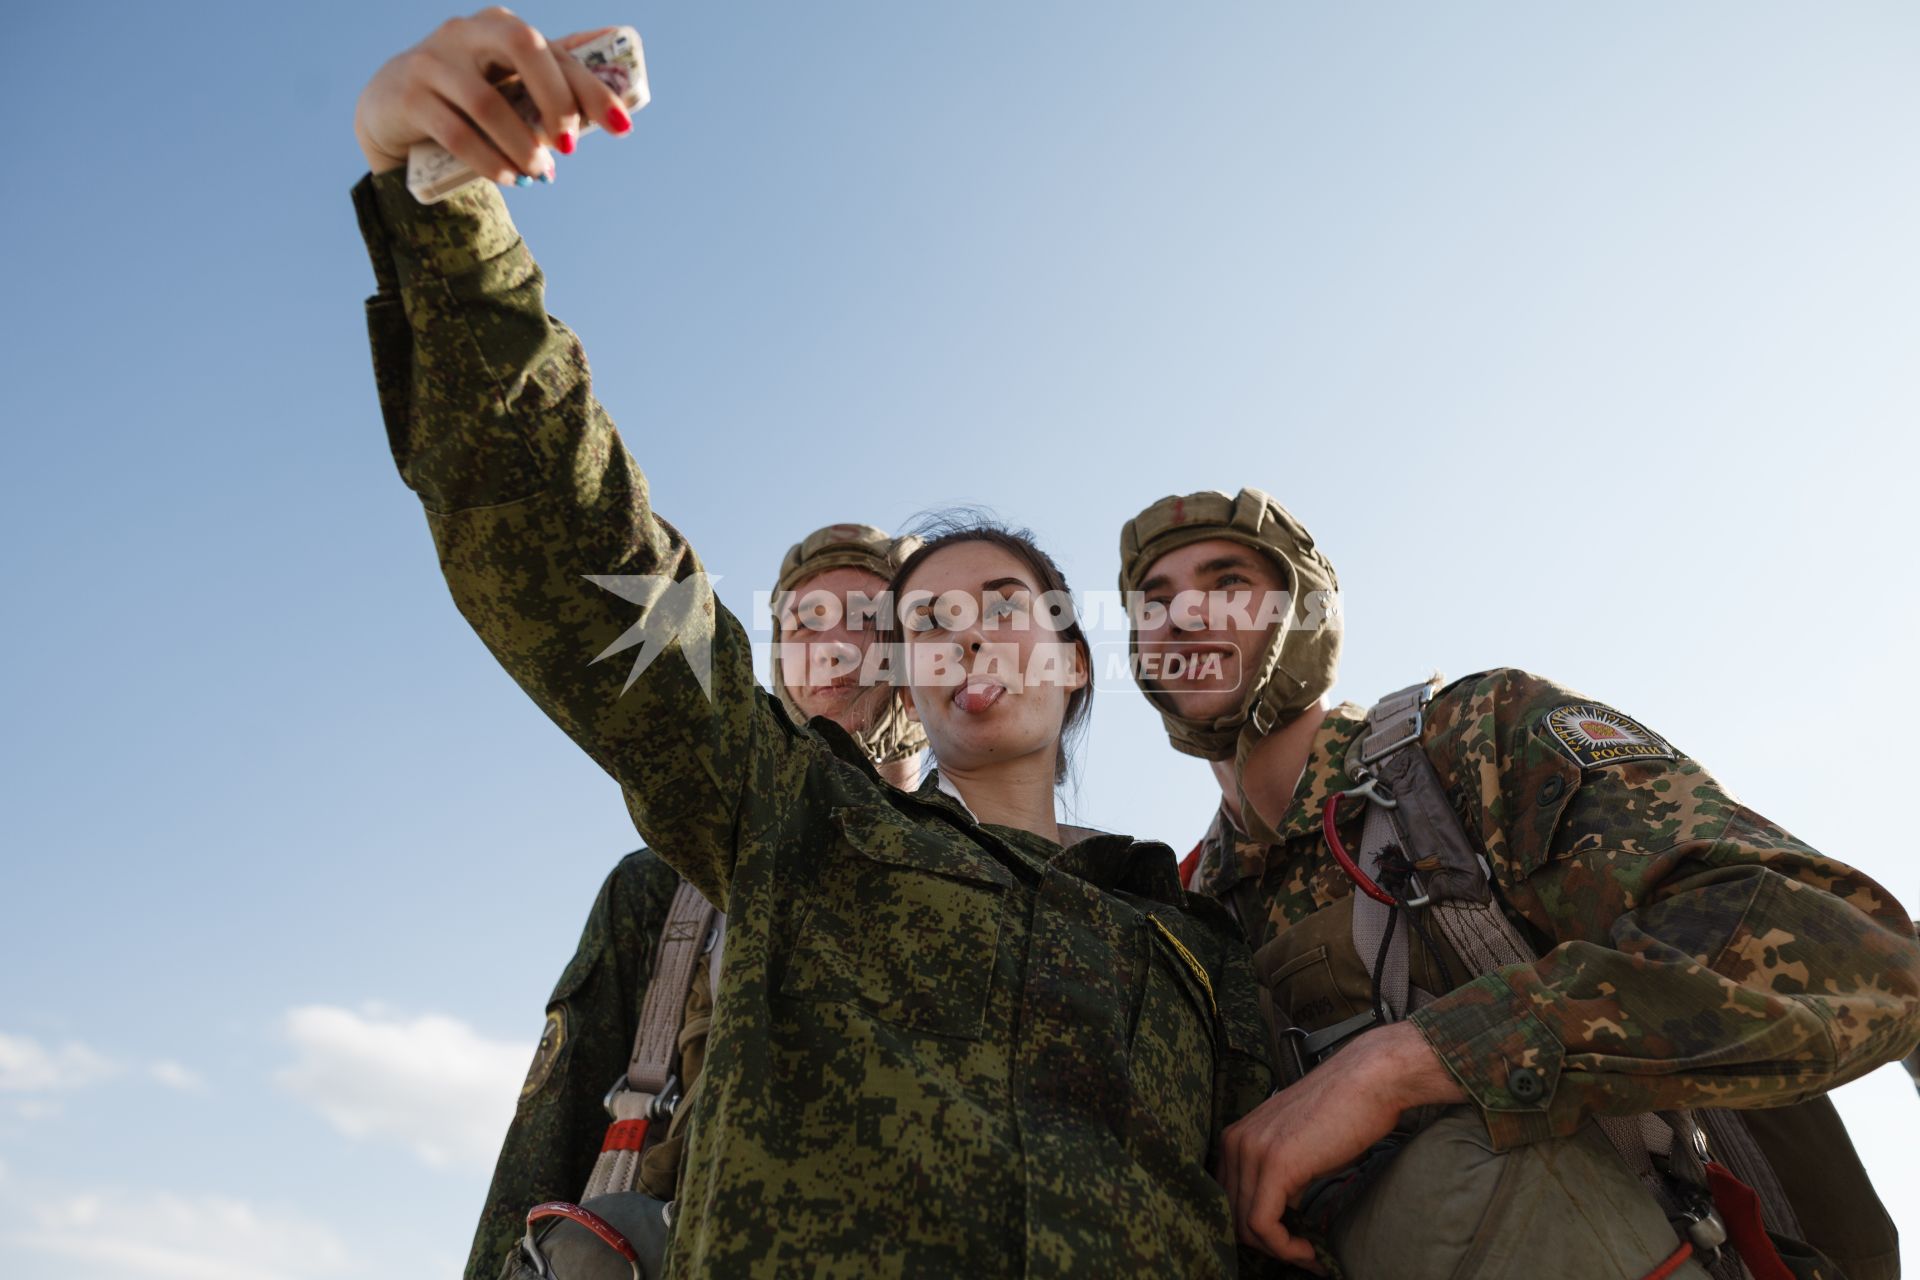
[
  {"x1": 1681, "y1": 1199, "x2": 1729, "y2": 1265},
  {"x1": 1344, "y1": 776, "x2": 1399, "y2": 810}
]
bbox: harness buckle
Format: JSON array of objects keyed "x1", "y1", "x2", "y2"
[
  {"x1": 1357, "y1": 706, "x2": 1424, "y2": 766},
  {"x1": 648, "y1": 1074, "x2": 681, "y2": 1122},
  {"x1": 604, "y1": 1073, "x2": 682, "y2": 1122}
]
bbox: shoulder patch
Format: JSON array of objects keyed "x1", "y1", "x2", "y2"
[
  {"x1": 520, "y1": 1008, "x2": 567, "y2": 1100},
  {"x1": 1543, "y1": 703, "x2": 1675, "y2": 770}
]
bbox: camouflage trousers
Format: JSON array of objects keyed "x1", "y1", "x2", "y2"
[{"x1": 1330, "y1": 1108, "x2": 1711, "y2": 1280}]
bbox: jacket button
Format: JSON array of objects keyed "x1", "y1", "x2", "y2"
[
  {"x1": 1537, "y1": 776, "x2": 1566, "y2": 806},
  {"x1": 1509, "y1": 1066, "x2": 1545, "y2": 1102}
]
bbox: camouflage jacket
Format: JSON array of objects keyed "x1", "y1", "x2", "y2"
[
  {"x1": 353, "y1": 171, "x2": 1276, "y2": 1278},
  {"x1": 464, "y1": 849, "x2": 679, "y2": 1280},
  {"x1": 1190, "y1": 671, "x2": 1920, "y2": 1152}
]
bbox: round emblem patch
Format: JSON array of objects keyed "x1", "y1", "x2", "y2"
[
  {"x1": 520, "y1": 1009, "x2": 567, "y2": 1100},
  {"x1": 1545, "y1": 703, "x2": 1675, "y2": 769}
]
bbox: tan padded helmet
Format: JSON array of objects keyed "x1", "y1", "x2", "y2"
[{"x1": 771, "y1": 523, "x2": 927, "y2": 765}]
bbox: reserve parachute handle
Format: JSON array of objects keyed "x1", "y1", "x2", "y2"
[{"x1": 520, "y1": 1201, "x2": 641, "y2": 1280}]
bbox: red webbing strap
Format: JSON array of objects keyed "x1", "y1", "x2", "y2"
[
  {"x1": 1706, "y1": 1161, "x2": 1796, "y2": 1280},
  {"x1": 599, "y1": 1117, "x2": 650, "y2": 1153},
  {"x1": 626, "y1": 880, "x2": 716, "y2": 1094}
]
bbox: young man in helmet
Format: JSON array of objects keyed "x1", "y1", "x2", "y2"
[
  {"x1": 1120, "y1": 488, "x2": 1919, "y2": 1280},
  {"x1": 464, "y1": 523, "x2": 926, "y2": 1280}
]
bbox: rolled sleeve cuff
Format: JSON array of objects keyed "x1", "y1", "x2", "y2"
[
  {"x1": 1408, "y1": 970, "x2": 1577, "y2": 1150},
  {"x1": 350, "y1": 168, "x2": 523, "y2": 292}
]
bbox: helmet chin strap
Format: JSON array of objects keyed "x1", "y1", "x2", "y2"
[{"x1": 775, "y1": 676, "x2": 923, "y2": 765}]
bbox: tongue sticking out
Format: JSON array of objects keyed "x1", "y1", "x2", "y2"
[{"x1": 953, "y1": 679, "x2": 1004, "y2": 714}]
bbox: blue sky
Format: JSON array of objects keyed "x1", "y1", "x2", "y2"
[{"x1": 2, "y1": 2, "x2": 1915, "y2": 1276}]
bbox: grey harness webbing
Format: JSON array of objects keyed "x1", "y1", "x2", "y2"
[
  {"x1": 1351, "y1": 797, "x2": 1417, "y2": 1019},
  {"x1": 627, "y1": 880, "x2": 718, "y2": 1096},
  {"x1": 1347, "y1": 682, "x2": 1494, "y2": 1020},
  {"x1": 582, "y1": 879, "x2": 718, "y2": 1201},
  {"x1": 1345, "y1": 681, "x2": 1802, "y2": 1272}
]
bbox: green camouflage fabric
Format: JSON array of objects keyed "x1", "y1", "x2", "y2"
[
  {"x1": 1188, "y1": 669, "x2": 1920, "y2": 1151},
  {"x1": 464, "y1": 850, "x2": 680, "y2": 1280},
  {"x1": 353, "y1": 170, "x2": 1278, "y2": 1278},
  {"x1": 470, "y1": 527, "x2": 917, "y2": 1276}
]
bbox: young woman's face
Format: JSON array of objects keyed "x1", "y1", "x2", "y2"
[
  {"x1": 776, "y1": 566, "x2": 891, "y2": 732},
  {"x1": 897, "y1": 541, "x2": 1086, "y2": 777}
]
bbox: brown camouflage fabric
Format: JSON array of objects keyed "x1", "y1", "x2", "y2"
[
  {"x1": 353, "y1": 170, "x2": 1280, "y2": 1278},
  {"x1": 464, "y1": 850, "x2": 680, "y2": 1280},
  {"x1": 1188, "y1": 669, "x2": 1920, "y2": 1152}
]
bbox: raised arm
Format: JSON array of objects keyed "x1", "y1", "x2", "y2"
[{"x1": 352, "y1": 13, "x2": 794, "y2": 907}]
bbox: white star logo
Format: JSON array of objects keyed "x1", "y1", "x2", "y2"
[{"x1": 583, "y1": 572, "x2": 720, "y2": 700}]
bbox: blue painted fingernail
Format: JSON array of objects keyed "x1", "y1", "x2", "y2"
[
  {"x1": 514, "y1": 174, "x2": 532, "y2": 187},
  {"x1": 537, "y1": 169, "x2": 553, "y2": 184}
]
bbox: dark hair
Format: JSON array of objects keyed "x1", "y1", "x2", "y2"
[{"x1": 879, "y1": 511, "x2": 1092, "y2": 786}]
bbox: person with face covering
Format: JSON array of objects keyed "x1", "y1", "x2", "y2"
[
  {"x1": 353, "y1": 14, "x2": 1278, "y2": 1277},
  {"x1": 462, "y1": 523, "x2": 930, "y2": 1280}
]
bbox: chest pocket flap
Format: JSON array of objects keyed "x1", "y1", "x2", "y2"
[
  {"x1": 829, "y1": 805, "x2": 1017, "y2": 887},
  {"x1": 777, "y1": 806, "x2": 1012, "y2": 1038}
]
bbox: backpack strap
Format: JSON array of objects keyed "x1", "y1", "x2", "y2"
[
  {"x1": 1341, "y1": 680, "x2": 1802, "y2": 1275},
  {"x1": 581, "y1": 878, "x2": 717, "y2": 1201},
  {"x1": 1343, "y1": 681, "x2": 1453, "y2": 1024}
]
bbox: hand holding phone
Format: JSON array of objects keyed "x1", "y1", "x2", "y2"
[
  {"x1": 353, "y1": 12, "x2": 647, "y2": 201},
  {"x1": 408, "y1": 26, "x2": 649, "y2": 203}
]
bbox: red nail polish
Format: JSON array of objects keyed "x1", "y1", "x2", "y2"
[
  {"x1": 555, "y1": 131, "x2": 575, "y2": 155},
  {"x1": 607, "y1": 105, "x2": 632, "y2": 135}
]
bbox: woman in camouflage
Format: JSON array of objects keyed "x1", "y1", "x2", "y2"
[{"x1": 353, "y1": 12, "x2": 1279, "y2": 1277}]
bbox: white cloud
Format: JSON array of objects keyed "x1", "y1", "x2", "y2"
[
  {"x1": 0, "y1": 1034, "x2": 118, "y2": 1092},
  {"x1": 12, "y1": 1188, "x2": 352, "y2": 1280},
  {"x1": 150, "y1": 1061, "x2": 206, "y2": 1093},
  {"x1": 0, "y1": 1034, "x2": 205, "y2": 1106},
  {"x1": 275, "y1": 1004, "x2": 526, "y2": 1171}
]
